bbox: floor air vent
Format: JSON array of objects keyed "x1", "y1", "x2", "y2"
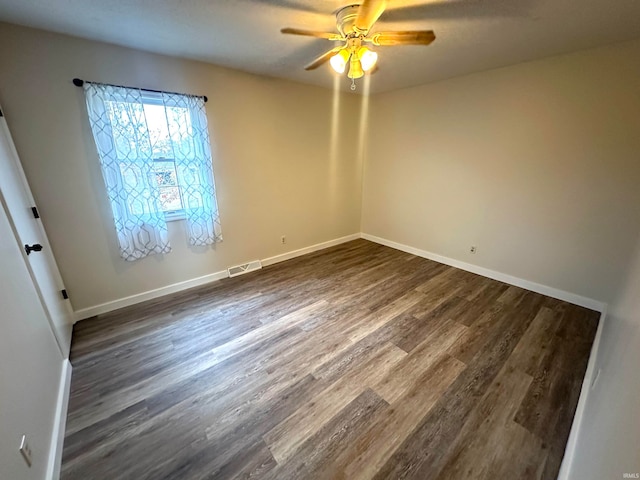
[{"x1": 228, "y1": 260, "x2": 263, "y2": 278}]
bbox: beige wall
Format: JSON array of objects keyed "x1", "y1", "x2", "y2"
[
  {"x1": 0, "y1": 23, "x2": 363, "y2": 311},
  {"x1": 363, "y1": 39, "x2": 640, "y2": 303}
]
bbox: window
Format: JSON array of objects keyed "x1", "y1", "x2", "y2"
[
  {"x1": 107, "y1": 93, "x2": 195, "y2": 220},
  {"x1": 83, "y1": 83, "x2": 222, "y2": 261}
]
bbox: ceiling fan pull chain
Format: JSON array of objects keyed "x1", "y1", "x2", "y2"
[{"x1": 351, "y1": 78, "x2": 356, "y2": 91}]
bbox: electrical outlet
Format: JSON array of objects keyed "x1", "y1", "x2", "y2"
[
  {"x1": 470, "y1": 245, "x2": 477, "y2": 254},
  {"x1": 19, "y1": 435, "x2": 32, "y2": 467},
  {"x1": 281, "y1": 235, "x2": 286, "y2": 244}
]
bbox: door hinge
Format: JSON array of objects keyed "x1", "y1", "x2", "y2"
[
  {"x1": 61, "y1": 289, "x2": 69, "y2": 300},
  {"x1": 31, "y1": 206, "x2": 40, "y2": 218}
]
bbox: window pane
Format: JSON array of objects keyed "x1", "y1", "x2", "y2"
[
  {"x1": 144, "y1": 103, "x2": 173, "y2": 158},
  {"x1": 106, "y1": 101, "x2": 152, "y2": 161},
  {"x1": 159, "y1": 186, "x2": 183, "y2": 212},
  {"x1": 143, "y1": 103, "x2": 192, "y2": 159},
  {"x1": 151, "y1": 161, "x2": 184, "y2": 212},
  {"x1": 164, "y1": 105, "x2": 194, "y2": 158},
  {"x1": 152, "y1": 161, "x2": 178, "y2": 186}
]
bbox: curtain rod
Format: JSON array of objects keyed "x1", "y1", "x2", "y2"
[{"x1": 72, "y1": 78, "x2": 208, "y2": 103}]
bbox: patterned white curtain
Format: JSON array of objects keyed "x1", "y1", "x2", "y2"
[
  {"x1": 161, "y1": 92, "x2": 223, "y2": 246},
  {"x1": 84, "y1": 83, "x2": 171, "y2": 261},
  {"x1": 83, "y1": 83, "x2": 222, "y2": 260}
]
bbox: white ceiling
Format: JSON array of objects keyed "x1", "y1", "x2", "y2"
[{"x1": 0, "y1": 0, "x2": 639, "y2": 93}]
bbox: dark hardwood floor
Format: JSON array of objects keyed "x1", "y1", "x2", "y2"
[{"x1": 61, "y1": 239, "x2": 599, "y2": 480}]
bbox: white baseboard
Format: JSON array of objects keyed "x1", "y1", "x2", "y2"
[
  {"x1": 47, "y1": 359, "x2": 72, "y2": 480},
  {"x1": 75, "y1": 231, "x2": 603, "y2": 321},
  {"x1": 556, "y1": 307, "x2": 607, "y2": 480},
  {"x1": 361, "y1": 233, "x2": 606, "y2": 312},
  {"x1": 261, "y1": 233, "x2": 361, "y2": 267},
  {"x1": 74, "y1": 270, "x2": 229, "y2": 321},
  {"x1": 74, "y1": 233, "x2": 361, "y2": 321}
]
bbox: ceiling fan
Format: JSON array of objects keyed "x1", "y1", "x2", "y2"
[{"x1": 281, "y1": 0, "x2": 436, "y2": 85}]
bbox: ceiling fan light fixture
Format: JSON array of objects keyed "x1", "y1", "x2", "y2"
[
  {"x1": 281, "y1": 0, "x2": 436, "y2": 88},
  {"x1": 358, "y1": 46, "x2": 378, "y2": 71},
  {"x1": 329, "y1": 48, "x2": 351, "y2": 74},
  {"x1": 347, "y1": 57, "x2": 364, "y2": 79}
]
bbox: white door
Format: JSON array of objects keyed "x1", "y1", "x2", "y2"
[
  {"x1": 0, "y1": 106, "x2": 73, "y2": 357},
  {"x1": 0, "y1": 190, "x2": 64, "y2": 480}
]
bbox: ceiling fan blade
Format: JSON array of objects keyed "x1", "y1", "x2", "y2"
[
  {"x1": 304, "y1": 47, "x2": 342, "y2": 71},
  {"x1": 354, "y1": 0, "x2": 388, "y2": 33},
  {"x1": 281, "y1": 28, "x2": 342, "y2": 41},
  {"x1": 369, "y1": 30, "x2": 436, "y2": 46}
]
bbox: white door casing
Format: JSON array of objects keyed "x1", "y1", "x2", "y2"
[{"x1": 0, "y1": 107, "x2": 73, "y2": 357}]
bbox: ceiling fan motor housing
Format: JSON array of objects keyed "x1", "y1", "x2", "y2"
[{"x1": 336, "y1": 5, "x2": 362, "y2": 36}]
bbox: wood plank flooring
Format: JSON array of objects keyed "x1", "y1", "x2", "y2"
[{"x1": 61, "y1": 239, "x2": 599, "y2": 480}]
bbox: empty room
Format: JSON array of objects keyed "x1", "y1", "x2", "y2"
[{"x1": 0, "y1": 0, "x2": 639, "y2": 479}]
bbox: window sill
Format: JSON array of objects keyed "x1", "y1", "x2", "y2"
[{"x1": 164, "y1": 211, "x2": 186, "y2": 222}]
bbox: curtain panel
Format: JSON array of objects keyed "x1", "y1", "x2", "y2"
[
  {"x1": 84, "y1": 83, "x2": 171, "y2": 261},
  {"x1": 161, "y1": 92, "x2": 223, "y2": 246},
  {"x1": 83, "y1": 83, "x2": 222, "y2": 260}
]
